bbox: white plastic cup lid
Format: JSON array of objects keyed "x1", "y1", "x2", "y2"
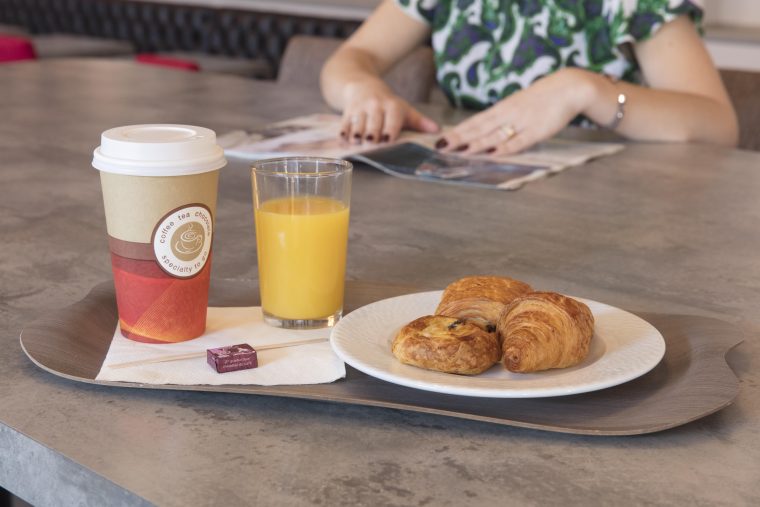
[{"x1": 92, "y1": 124, "x2": 227, "y2": 176}]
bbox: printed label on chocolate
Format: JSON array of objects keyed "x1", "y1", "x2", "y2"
[{"x1": 152, "y1": 204, "x2": 213, "y2": 278}]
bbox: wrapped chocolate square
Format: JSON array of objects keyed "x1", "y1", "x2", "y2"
[{"x1": 207, "y1": 344, "x2": 258, "y2": 373}]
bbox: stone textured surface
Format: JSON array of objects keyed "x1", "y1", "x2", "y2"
[
  {"x1": 0, "y1": 60, "x2": 758, "y2": 506},
  {"x1": 0, "y1": 427, "x2": 147, "y2": 507}
]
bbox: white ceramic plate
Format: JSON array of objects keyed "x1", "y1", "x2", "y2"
[{"x1": 330, "y1": 291, "x2": 666, "y2": 398}]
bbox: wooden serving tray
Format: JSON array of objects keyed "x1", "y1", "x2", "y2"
[{"x1": 20, "y1": 280, "x2": 743, "y2": 435}]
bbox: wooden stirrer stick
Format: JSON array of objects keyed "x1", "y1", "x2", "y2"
[{"x1": 107, "y1": 337, "x2": 329, "y2": 369}]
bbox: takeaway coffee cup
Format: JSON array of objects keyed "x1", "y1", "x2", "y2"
[{"x1": 92, "y1": 125, "x2": 226, "y2": 343}]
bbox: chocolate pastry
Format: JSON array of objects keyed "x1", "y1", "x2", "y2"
[
  {"x1": 498, "y1": 292, "x2": 595, "y2": 373},
  {"x1": 435, "y1": 297, "x2": 505, "y2": 335},
  {"x1": 391, "y1": 315, "x2": 501, "y2": 375}
]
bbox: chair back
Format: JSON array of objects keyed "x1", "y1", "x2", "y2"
[
  {"x1": 720, "y1": 69, "x2": 760, "y2": 151},
  {"x1": 278, "y1": 35, "x2": 436, "y2": 104}
]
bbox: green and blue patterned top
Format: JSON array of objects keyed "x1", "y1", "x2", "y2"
[{"x1": 395, "y1": 0, "x2": 703, "y2": 109}]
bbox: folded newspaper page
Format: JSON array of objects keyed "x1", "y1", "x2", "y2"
[{"x1": 219, "y1": 114, "x2": 624, "y2": 190}]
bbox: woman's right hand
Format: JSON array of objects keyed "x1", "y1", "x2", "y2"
[
  {"x1": 320, "y1": 1, "x2": 437, "y2": 143},
  {"x1": 339, "y1": 79, "x2": 439, "y2": 144}
]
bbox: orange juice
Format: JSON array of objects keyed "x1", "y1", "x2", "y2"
[{"x1": 255, "y1": 196, "x2": 349, "y2": 320}]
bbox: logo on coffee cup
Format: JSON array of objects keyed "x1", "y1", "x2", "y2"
[
  {"x1": 152, "y1": 204, "x2": 213, "y2": 278},
  {"x1": 172, "y1": 222, "x2": 205, "y2": 261}
]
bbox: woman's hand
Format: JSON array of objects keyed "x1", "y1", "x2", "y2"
[
  {"x1": 437, "y1": 68, "x2": 596, "y2": 155},
  {"x1": 320, "y1": 0, "x2": 437, "y2": 144},
  {"x1": 438, "y1": 14, "x2": 739, "y2": 153},
  {"x1": 339, "y1": 79, "x2": 439, "y2": 144}
]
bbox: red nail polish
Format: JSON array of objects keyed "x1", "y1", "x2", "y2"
[
  {"x1": 366, "y1": 134, "x2": 374, "y2": 141},
  {"x1": 381, "y1": 134, "x2": 390, "y2": 142},
  {"x1": 340, "y1": 131, "x2": 346, "y2": 138},
  {"x1": 454, "y1": 144, "x2": 469, "y2": 152},
  {"x1": 353, "y1": 134, "x2": 361, "y2": 140},
  {"x1": 435, "y1": 138, "x2": 448, "y2": 149},
  {"x1": 485, "y1": 147, "x2": 496, "y2": 154}
]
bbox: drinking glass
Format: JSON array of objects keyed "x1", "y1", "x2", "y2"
[{"x1": 251, "y1": 158, "x2": 352, "y2": 329}]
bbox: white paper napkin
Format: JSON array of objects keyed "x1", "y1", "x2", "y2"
[{"x1": 95, "y1": 306, "x2": 346, "y2": 386}]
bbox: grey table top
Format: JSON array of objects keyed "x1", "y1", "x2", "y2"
[{"x1": 1, "y1": 59, "x2": 758, "y2": 506}]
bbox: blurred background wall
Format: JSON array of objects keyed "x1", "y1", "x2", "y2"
[
  {"x1": 703, "y1": 0, "x2": 760, "y2": 71},
  {"x1": 2, "y1": 0, "x2": 760, "y2": 74}
]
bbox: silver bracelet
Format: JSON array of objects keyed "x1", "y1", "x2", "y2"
[{"x1": 606, "y1": 92, "x2": 626, "y2": 131}]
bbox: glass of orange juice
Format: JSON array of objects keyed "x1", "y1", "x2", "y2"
[{"x1": 251, "y1": 158, "x2": 352, "y2": 328}]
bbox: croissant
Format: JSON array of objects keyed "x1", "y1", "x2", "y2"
[
  {"x1": 392, "y1": 315, "x2": 501, "y2": 375},
  {"x1": 497, "y1": 292, "x2": 594, "y2": 373},
  {"x1": 439, "y1": 275, "x2": 533, "y2": 307},
  {"x1": 435, "y1": 297, "x2": 505, "y2": 334}
]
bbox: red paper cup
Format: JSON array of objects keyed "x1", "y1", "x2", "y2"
[{"x1": 93, "y1": 125, "x2": 226, "y2": 343}]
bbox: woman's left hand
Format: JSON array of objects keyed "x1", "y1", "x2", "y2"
[{"x1": 437, "y1": 68, "x2": 597, "y2": 156}]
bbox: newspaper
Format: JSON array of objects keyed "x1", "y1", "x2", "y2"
[{"x1": 218, "y1": 114, "x2": 624, "y2": 190}]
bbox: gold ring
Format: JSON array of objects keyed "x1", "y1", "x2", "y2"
[{"x1": 499, "y1": 124, "x2": 517, "y2": 140}]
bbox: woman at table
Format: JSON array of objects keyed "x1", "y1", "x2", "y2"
[{"x1": 320, "y1": 0, "x2": 738, "y2": 155}]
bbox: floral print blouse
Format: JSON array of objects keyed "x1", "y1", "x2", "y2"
[{"x1": 395, "y1": 0, "x2": 703, "y2": 109}]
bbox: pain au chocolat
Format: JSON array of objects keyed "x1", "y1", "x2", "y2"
[
  {"x1": 391, "y1": 315, "x2": 501, "y2": 375},
  {"x1": 497, "y1": 291, "x2": 594, "y2": 373},
  {"x1": 435, "y1": 298, "x2": 505, "y2": 333}
]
